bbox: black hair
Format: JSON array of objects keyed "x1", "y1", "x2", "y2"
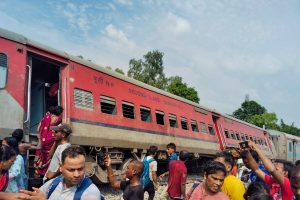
[
  {"x1": 290, "y1": 165, "x2": 300, "y2": 182},
  {"x1": 215, "y1": 151, "x2": 234, "y2": 167},
  {"x1": 249, "y1": 193, "x2": 273, "y2": 200},
  {"x1": 11, "y1": 129, "x2": 23, "y2": 143},
  {"x1": 61, "y1": 146, "x2": 86, "y2": 164},
  {"x1": 49, "y1": 105, "x2": 64, "y2": 116},
  {"x1": 244, "y1": 182, "x2": 270, "y2": 199},
  {"x1": 167, "y1": 143, "x2": 176, "y2": 151},
  {"x1": 147, "y1": 146, "x2": 158, "y2": 155},
  {"x1": 295, "y1": 160, "x2": 300, "y2": 166},
  {"x1": 3, "y1": 137, "x2": 19, "y2": 154},
  {"x1": 274, "y1": 159, "x2": 294, "y2": 178},
  {"x1": 204, "y1": 160, "x2": 227, "y2": 176},
  {"x1": 0, "y1": 145, "x2": 16, "y2": 162},
  {"x1": 130, "y1": 159, "x2": 144, "y2": 176},
  {"x1": 179, "y1": 150, "x2": 189, "y2": 162}
]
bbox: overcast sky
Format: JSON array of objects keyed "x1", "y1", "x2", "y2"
[{"x1": 1, "y1": 0, "x2": 299, "y2": 127}]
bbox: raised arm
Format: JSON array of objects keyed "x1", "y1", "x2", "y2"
[
  {"x1": 249, "y1": 141, "x2": 284, "y2": 186},
  {"x1": 241, "y1": 149, "x2": 266, "y2": 181},
  {"x1": 105, "y1": 155, "x2": 121, "y2": 189}
]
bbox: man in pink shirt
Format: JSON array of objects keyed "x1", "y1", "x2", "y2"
[{"x1": 186, "y1": 161, "x2": 229, "y2": 200}]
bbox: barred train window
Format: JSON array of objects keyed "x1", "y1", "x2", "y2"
[
  {"x1": 208, "y1": 125, "x2": 215, "y2": 135},
  {"x1": 156, "y1": 110, "x2": 164, "y2": 125},
  {"x1": 241, "y1": 134, "x2": 245, "y2": 141},
  {"x1": 200, "y1": 122, "x2": 207, "y2": 134},
  {"x1": 100, "y1": 96, "x2": 116, "y2": 115},
  {"x1": 169, "y1": 114, "x2": 178, "y2": 128},
  {"x1": 224, "y1": 130, "x2": 230, "y2": 138},
  {"x1": 73, "y1": 89, "x2": 94, "y2": 110},
  {"x1": 122, "y1": 101, "x2": 135, "y2": 119},
  {"x1": 236, "y1": 132, "x2": 240, "y2": 140},
  {"x1": 0, "y1": 53, "x2": 8, "y2": 88},
  {"x1": 140, "y1": 106, "x2": 151, "y2": 122},
  {"x1": 191, "y1": 120, "x2": 199, "y2": 132},
  {"x1": 181, "y1": 117, "x2": 189, "y2": 130},
  {"x1": 230, "y1": 131, "x2": 236, "y2": 139}
]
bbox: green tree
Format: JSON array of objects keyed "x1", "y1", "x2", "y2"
[
  {"x1": 166, "y1": 76, "x2": 200, "y2": 103},
  {"x1": 127, "y1": 50, "x2": 167, "y2": 90},
  {"x1": 246, "y1": 113, "x2": 279, "y2": 129},
  {"x1": 280, "y1": 120, "x2": 300, "y2": 136},
  {"x1": 115, "y1": 68, "x2": 125, "y2": 75},
  {"x1": 232, "y1": 100, "x2": 267, "y2": 121}
]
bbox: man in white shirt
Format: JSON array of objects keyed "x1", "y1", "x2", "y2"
[{"x1": 44, "y1": 123, "x2": 72, "y2": 182}]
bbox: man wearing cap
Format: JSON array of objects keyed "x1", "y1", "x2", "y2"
[{"x1": 44, "y1": 123, "x2": 72, "y2": 182}]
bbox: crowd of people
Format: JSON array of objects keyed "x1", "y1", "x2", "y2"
[{"x1": 1, "y1": 106, "x2": 300, "y2": 199}]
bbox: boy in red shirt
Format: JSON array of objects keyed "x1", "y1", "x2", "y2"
[{"x1": 167, "y1": 151, "x2": 189, "y2": 199}]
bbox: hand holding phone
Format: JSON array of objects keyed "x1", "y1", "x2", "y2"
[{"x1": 239, "y1": 141, "x2": 249, "y2": 149}]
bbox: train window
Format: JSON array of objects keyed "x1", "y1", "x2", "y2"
[
  {"x1": 122, "y1": 101, "x2": 135, "y2": 119},
  {"x1": 230, "y1": 131, "x2": 235, "y2": 139},
  {"x1": 169, "y1": 114, "x2": 178, "y2": 128},
  {"x1": 250, "y1": 136, "x2": 253, "y2": 141},
  {"x1": 191, "y1": 120, "x2": 199, "y2": 132},
  {"x1": 181, "y1": 117, "x2": 189, "y2": 130},
  {"x1": 140, "y1": 106, "x2": 152, "y2": 122},
  {"x1": 235, "y1": 132, "x2": 240, "y2": 140},
  {"x1": 100, "y1": 96, "x2": 117, "y2": 115},
  {"x1": 156, "y1": 110, "x2": 164, "y2": 125},
  {"x1": 74, "y1": 89, "x2": 94, "y2": 110},
  {"x1": 208, "y1": 125, "x2": 215, "y2": 135},
  {"x1": 200, "y1": 122, "x2": 207, "y2": 134},
  {"x1": 245, "y1": 135, "x2": 249, "y2": 140},
  {"x1": 241, "y1": 133, "x2": 245, "y2": 141},
  {"x1": 224, "y1": 130, "x2": 230, "y2": 138},
  {"x1": 289, "y1": 142, "x2": 292, "y2": 152},
  {"x1": 253, "y1": 137, "x2": 257, "y2": 144},
  {"x1": 0, "y1": 53, "x2": 8, "y2": 88}
]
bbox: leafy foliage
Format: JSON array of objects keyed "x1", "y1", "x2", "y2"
[
  {"x1": 232, "y1": 100, "x2": 267, "y2": 121},
  {"x1": 127, "y1": 50, "x2": 167, "y2": 90},
  {"x1": 115, "y1": 68, "x2": 125, "y2": 75},
  {"x1": 166, "y1": 76, "x2": 200, "y2": 103}
]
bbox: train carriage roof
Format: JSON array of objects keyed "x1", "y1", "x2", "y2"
[
  {"x1": 268, "y1": 129, "x2": 300, "y2": 142},
  {"x1": 0, "y1": 27, "x2": 269, "y2": 132}
]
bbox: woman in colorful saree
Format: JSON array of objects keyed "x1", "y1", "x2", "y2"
[{"x1": 34, "y1": 105, "x2": 63, "y2": 177}]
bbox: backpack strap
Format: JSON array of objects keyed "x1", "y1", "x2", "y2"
[
  {"x1": 73, "y1": 177, "x2": 93, "y2": 200},
  {"x1": 47, "y1": 175, "x2": 63, "y2": 199}
]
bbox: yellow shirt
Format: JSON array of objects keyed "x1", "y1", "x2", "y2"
[{"x1": 221, "y1": 175, "x2": 245, "y2": 200}]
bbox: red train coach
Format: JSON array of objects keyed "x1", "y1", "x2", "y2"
[{"x1": 0, "y1": 28, "x2": 274, "y2": 183}]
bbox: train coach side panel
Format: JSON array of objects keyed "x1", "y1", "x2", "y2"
[
  {"x1": 67, "y1": 62, "x2": 220, "y2": 154},
  {"x1": 0, "y1": 37, "x2": 26, "y2": 137}
]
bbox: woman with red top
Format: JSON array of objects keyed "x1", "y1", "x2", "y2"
[
  {"x1": 34, "y1": 106, "x2": 63, "y2": 177},
  {"x1": 0, "y1": 145, "x2": 17, "y2": 192}
]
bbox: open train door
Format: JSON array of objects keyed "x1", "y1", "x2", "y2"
[{"x1": 24, "y1": 51, "x2": 69, "y2": 187}]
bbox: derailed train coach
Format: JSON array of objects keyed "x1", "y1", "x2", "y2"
[
  {"x1": 269, "y1": 129, "x2": 300, "y2": 162},
  {"x1": 0, "y1": 28, "x2": 275, "y2": 183}
]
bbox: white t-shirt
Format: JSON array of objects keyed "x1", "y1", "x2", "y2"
[
  {"x1": 43, "y1": 142, "x2": 71, "y2": 181},
  {"x1": 146, "y1": 156, "x2": 157, "y2": 181}
]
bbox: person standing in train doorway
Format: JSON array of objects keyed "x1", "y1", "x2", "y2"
[{"x1": 159, "y1": 143, "x2": 178, "y2": 199}]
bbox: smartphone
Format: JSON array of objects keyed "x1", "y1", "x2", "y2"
[{"x1": 239, "y1": 141, "x2": 249, "y2": 149}]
